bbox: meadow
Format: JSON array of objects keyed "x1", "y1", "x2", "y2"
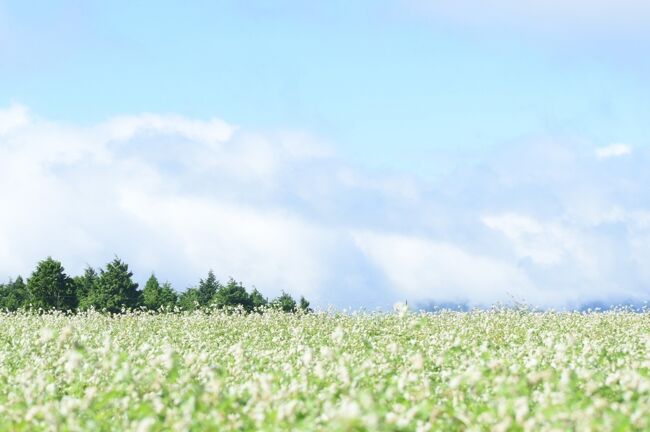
[{"x1": 0, "y1": 308, "x2": 648, "y2": 431}]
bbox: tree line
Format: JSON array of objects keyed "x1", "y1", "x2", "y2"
[{"x1": 0, "y1": 257, "x2": 311, "y2": 313}]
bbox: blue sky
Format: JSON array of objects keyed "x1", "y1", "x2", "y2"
[
  {"x1": 1, "y1": 1, "x2": 650, "y2": 308},
  {"x1": 3, "y1": 0, "x2": 649, "y2": 173}
]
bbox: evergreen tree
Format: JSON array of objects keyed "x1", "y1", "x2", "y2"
[
  {"x1": 271, "y1": 291, "x2": 297, "y2": 313},
  {"x1": 0, "y1": 257, "x2": 309, "y2": 315},
  {"x1": 250, "y1": 288, "x2": 268, "y2": 310},
  {"x1": 159, "y1": 282, "x2": 178, "y2": 309},
  {"x1": 143, "y1": 273, "x2": 162, "y2": 310},
  {"x1": 178, "y1": 287, "x2": 200, "y2": 311},
  {"x1": 299, "y1": 296, "x2": 312, "y2": 313},
  {"x1": 75, "y1": 266, "x2": 98, "y2": 310},
  {"x1": 0, "y1": 277, "x2": 27, "y2": 311},
  {"x1": 143, "y1": 274, "x2": 177, "y2": 310},
  {"x1": 86, "y1": 257, "x2": 141, "y2": 312},
  {"x1": 213, "y1": 278, "x2": 252, "y2": 310},
  {"x1": 197, "y1": 270, "x2": 220, "y2": 307},
  {"x1": 27, "y1": 257, "x2": 76, "y2": 310}
]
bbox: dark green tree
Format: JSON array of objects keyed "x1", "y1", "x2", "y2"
[
  {"x1": 271, "y1": 291, "x2": 297, "y2": 313},
  {"x1": 143, "y1": 274, "x2": 177, "y2": 310},
  {"x1": 0, "y1": 276, "x2": 28, "y2": 311},
  {"x1": 213, "y1": 278, "x2": 252, "y2": 310},
  {"x1": 250, "y1": 288, "x2": 268, "y2": 310},
  {"x1": 159, "y1": 282, "x2": 178, "y2": 308},
  {"x1": 74, "y1": 266, "x2": 98, "y2": 310},
  {"x1": 85, "y1": 257, "x2": 141, "y2": 312},
  {"x1": 178, "y1": 287, "x2": 200, "y2": 311},
  {"x1": 299, "y1": 296, "x2": 312, "y2": 313},
  {"x1": 143, "y1": 273, "x2": 162, "y2": 310},
  {"x1": 197, "y1": 270, "x2": 220, "y2": 307},
  {"x1": 1, "y1": 257, "x2": 309, "y2": 315},
  {"x1": 27, "y1": 257, "x2": 77, "y2": 310}
]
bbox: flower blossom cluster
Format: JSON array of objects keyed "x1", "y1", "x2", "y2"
[{"x1": 0, "y1": 308, "x2": 648, "y2": 430}]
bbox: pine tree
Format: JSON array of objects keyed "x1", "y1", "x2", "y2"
[
  {"x1": 86, "y1": 257, "x2": 141, "y2": 312},
  {"x1": 75, "y1": 266, "x2": 98, "y2": 310},
  {"x1": 213, "y1": 278, "x2": 252, "y2": 311},
  {"x1": 0, "y1": 276, "x2": 28, "y2": 311},
  {"x1": 159, "y1": 282, "x2": 178, "y2": 309},
  {"x1": 1, "y1": 257, "x2": 307, "y2": 315},
  {"x1": 178, "y1": 287, "x2": 200, "y2": 311},
  {"x1": 250, "y1": 288, "x2": 268, "y2": 311},
  {"x1": 197, "y1": 270, "x2": 220, "y2": 307},
  {"x1": 27, "y1": 257, "x2": 77, "y2": 310},
  {"x1": 143, "y1": 274, "x2": 177, "y2": 310},
  {"x1": 143, "y1": 273, "x2": 162, "y2": 310},
  {"x1": 299, "y1": 296, "x2": 312, "y2": 313},
  {"x1": 271, "y1": 291, "x2": 297, "y2": 313}
]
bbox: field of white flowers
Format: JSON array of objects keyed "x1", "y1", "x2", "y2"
[{"x1": 0, "y1": 308, "x2": 648, "y2": 431}]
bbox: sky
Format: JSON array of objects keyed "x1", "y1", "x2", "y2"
[{"x1": 1, "y1": 0, "x2": 649, "y2": 309}]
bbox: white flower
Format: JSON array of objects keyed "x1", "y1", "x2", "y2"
[
  {"x1": 331, "y1": 327, "x2": 344, "y2": 345},
  {"x1": 39, "y1": 327, "x2": 54, "y2": 343},
  {"x1": 410, "y1": 352, "x2": 424, "y2": 370},
  {"x1": 338, "y1": 399, "x2": 360, "y2": 420},
  {"x1": 135, "y1": 417, "x2": 156, "y2": 432},
  {"x1": 514, "y1": 397, "x2": 529, "y2": 422},
  {"x1": 302, "y1": 348, "x2": 313, "y2": 366},
  {"x1": 393, "y1": 302, "x2": 409, "y2": 317},
  {"x1": 63, "y1": 350, "x2": 82, "y2": 375}
]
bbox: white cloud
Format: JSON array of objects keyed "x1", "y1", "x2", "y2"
[
  {"x1": 596, "y1": 143, "x2": 632, "y2": 159},
  {"x1": 118, "y1": 189, "x2": 335, "y2": 300},
  {"x1": 353, "y1": 231, "x2": 550, "y2": 305},
  {"x1": 1, "y1": 105, "x2": 649, "y2": 308},
  {"x1": 0, "y1": 104, "x2": 29, "y2": 135},
  {"x1": 407, "y1": 0, "x2": 650, "y2": 35},
  {"x1": 482, "y1": 213, "x2": 580, "y2": 266},
  {"x1": 0, "y1": 106, "x2": 390, "y2": 307},
  {"x1": 105, "y1": 113, "x2": 235, "y2": 143}
]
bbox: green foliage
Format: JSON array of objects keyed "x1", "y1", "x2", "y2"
[
  {"x1": 75, "y1": 266, "x2": 98, "y2": 310},
  {"x1": 143, "y1": 274, "x2": 177, "y2": 310},
  {"x1": 271, "y1": 291, "x2": 297, "y2": 313},
  {"x1": 178, "y1": 288, "x2": 200, "y2": 311},
  {"x1": 159, "y1": 282, "x2": 177, "y2": 308},
  {"x1": 250, "y1": 288, "x2": 268, "y2": 311},
  {"x1": 85, "y1": 257, "x2": 141, "y2": 312},
  {"x1": 27, "y1": 257, "x2": 77, "y2": 310},
  {"x1": 299, "y1": 296, "x2": 312, "y2": 313},
  {"x1": 213, "y1": 278, "x2": 252, "y2": 311},
  {"x1": 0, "y1": 276, "x2": 27, "y2": 311},
  {"x1": 1, "y1": 257, "x2": 310, "y2": 314},
  {"x1": 197, "y1": 270, "x2": 220, "y2": 307},
  {"x1": 143, "y1": 274, "x2": 161, "y2": 310}
]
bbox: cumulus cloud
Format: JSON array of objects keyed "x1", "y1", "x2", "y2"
[
  {"x1": 1, "y1": 104, "x2": 649, "y2": 308},
  {"x1": 0, "y1": 105, "x2": 398, "y2": 307}
]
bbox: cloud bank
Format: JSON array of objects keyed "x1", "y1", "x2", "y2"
[{"x1": 1, "y1": 105, "x2": 648, "y2": 309}]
